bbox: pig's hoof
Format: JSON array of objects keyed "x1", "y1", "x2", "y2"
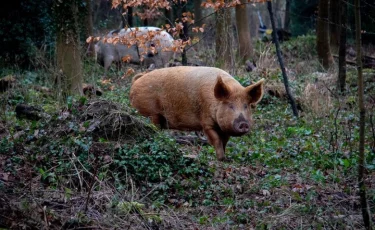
[{"x1": 217, "y1": 156, "x2": 229, "y2": 162}]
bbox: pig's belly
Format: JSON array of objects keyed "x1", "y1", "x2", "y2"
[{"x1": 162, "y1": 113, "x2": 203, "y2": 131}]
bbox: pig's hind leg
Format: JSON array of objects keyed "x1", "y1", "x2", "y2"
[{"x1": 150, "y1": 114, "x2": 168, "y2": 129}]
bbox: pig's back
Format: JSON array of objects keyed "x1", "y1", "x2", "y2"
[
  {"x1": 133, "y1": 66, "x2": 232, "y2": 87},
  {"x1": 130, "y1": 66, "x2": 234, "y2": 130},
  {"x1": 131, "y1": 66, "x2": 233, "y2": 102}
]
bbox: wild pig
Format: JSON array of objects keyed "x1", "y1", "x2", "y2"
[
  {"x1": 130, "y1": 66, "x2": 265, "y2": 161},
  {"x1": 95, "y1": 27, "x2": 175, "y2": 73}
]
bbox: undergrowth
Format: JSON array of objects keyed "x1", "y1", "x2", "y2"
[{"x1": 0, "y1": 36, "x2": 374, "y2": 229}]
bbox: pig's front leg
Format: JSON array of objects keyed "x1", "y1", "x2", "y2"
[{"x1": 203, "y1": 128, "x2": 229, "y2": 161}]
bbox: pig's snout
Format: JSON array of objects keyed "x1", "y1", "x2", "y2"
[
  {"x1": 233, "y1": 114, "x2": 250, "y2": 134},
  {"x1": 237, "y1": 121, "x2": 249, "y2": 132},
  {"x1": 234, "y1": 121, "x2": 250, "y2": 133}
]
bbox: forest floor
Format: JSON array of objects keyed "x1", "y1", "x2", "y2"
[{"x1": 0, "y1": 35, "x2": 375, "y2": 229}]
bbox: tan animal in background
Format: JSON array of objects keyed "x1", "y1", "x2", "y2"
[{"x1": 130, "y1": 66, "x2": 265, "y2": 161}]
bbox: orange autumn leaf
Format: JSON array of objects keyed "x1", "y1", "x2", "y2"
[
  {"x1": 122, "y1": 55, "x2": 132, "y2": 63},
  {"x1": 126, "y1": 68, "x2": 135, "y2": 75},
  {"x1": 86, "y1": 36, "x2": 93, "y2": 43}
]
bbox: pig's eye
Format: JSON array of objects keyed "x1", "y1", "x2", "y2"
[
  {"x1": 229, "y1": 104, "x2": 235, "y2": 110},
  {"x1": 244, "y1": 104, "x2": 248, "y2": 109}
]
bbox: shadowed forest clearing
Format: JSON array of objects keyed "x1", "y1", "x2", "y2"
[{"x1": 1, "y1": 0, "x2": 375, "y2": 229}]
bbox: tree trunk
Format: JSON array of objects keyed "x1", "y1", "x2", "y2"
[
  {"x1": 267, "y1": 1, "x2": 298, "y2": 118},
  {"x1": 143, "y1": 18, "x2": 148, "y2": 26},
  {"x1": 85, "y1": 0, "x2": 95, "y2": 56},
  {"x1": 177, "y1": 0, "x2": 189, "y2": 65},
  {"x1": 284, "y1": 0, "x2": 291, "y2": 31},
  {"x1": 119, "y1": 3, "x2": 126, "y2": 28},
  {"x1": 55, "y1": 0, "x2": 83, "y2": 97},
  {"x1": 274, "y1": 0, "x2": 283, "y2": 28},
  {"x1": 127, "y1": 7, "x2": 133, "y2": 27},
  {"x1": 194, "y1": 0, "x2": 203, "y2": 27},
  {"x1": 338, "y1": 2, "x2": 347, "y2": 93},
  {"x1": 317, "y1": 0, "x2": 333, "y2": 70},
  {"x1": 143, "y1": 5, "x2": 148, "y2": 27},
  {"x1": 120, "y1": 5, "x2": 133, "y2": 28},
  {"x1": 329, "y1": 0, "x2": 340, "y2": 53},
  {"x1": 92, "y1": 0, "x2": 101, "y2": 28},
  {"x1": 355, "y1": 0, "x2": 373, "y2": 229},
  {"x1": 165, "y1": 7, "x2": 174, "y2": 25},
  {"x1": 215, "y1": 8, "x2": 232, "y2": 70},
  {"x1": 235, "y1": 1, "x2": 253, "y2": 63}
]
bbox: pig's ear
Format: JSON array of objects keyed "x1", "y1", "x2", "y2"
[
  {"x1": 214, "y1": 76, "x2": 231, "y2": 101},
  {"x1": 246, "y1": 78, "x2": 265, "y2": 104}
]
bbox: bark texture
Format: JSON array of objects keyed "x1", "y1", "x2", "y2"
[
  {"x1": 284, "y1": 0, "x2": 291, "y2": 31},
  {"x1": 177, "y1": 0, "x2": 189, "y2": 65},
  {"x1": 338, "y1": 1, "x2": 347, "y2": 93},
  {"x1": 127, "y1": 7, "x2": 133, "y2": 27},
  {"x1": 85, "y1": 0, "x2": 95, "y2": 56},
  {"x1": 165, "y1": 7, "x2": 174, "y2": 25},
  {"x1": 355, "y1": 0, "x2": 373, "y2": 229},
  {"x1": 55, "y1": 0, "x2": 83, "y2": 97},
  {"x1": 215, "y1": 8, "x2": 232, "y2": 70},
  {"x1": 194, "y1": 0, "x2": 203, "y2": 26},
  {"x1": 329, "y1": 0, "x2": 340, "y2": 52},
  {"x1": 317, "y1": 0, "x2": 333, "y2": 70},
  {"x1": 267, "y1": 1, "x2": 298, "y2": 118},
  {"x1": 235, "y1": 2, "x2": 253, "y2": 62}
]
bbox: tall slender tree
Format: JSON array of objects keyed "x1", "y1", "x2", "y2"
[
  {"x1": 164, "y1": 7, "x2": 173, "y2": 25},
  {"x1": 267, "y1": 1, "x2": 298, "y2": 118},
  {"x1": 329, "y1": 0, "x2": 340, "y2": 52},
  {"x1": 274, "y1": 0, "x2": 283, "y2": 28},
  {"x1": 127, "y1": 7, "x2": 133, "y2": 27},
  {"x1": 215, "y1": 7, "x2": 232, "y2": 70},
  {"x1": 177, "y1": 0, "x2": 189, "y2": 65},
  {"x1": 85, "y1": 0, "x2": 95, "y2": 56},
  {"x1": 54, "y1": 0, "x2": 83, "y2": 97},
  {"x1": 355, "y1": 0, "x2": 373, "y2": 229},
  {"x1": 317, "y1": 0, "x2": 333, "y2": 70},
  {"x1": 194, "y1": 0, "x2": 203, "y2": 26},
  {"x1": 235, "y1": 1, "x2": 253, "y2": 63},
  {"x1": 338, "y1": 1, "x2": 347, "y2": 93},
  {"x1": 118, "y1": 3, "x2": 133, "y2": 28},
  {"x1": 284, "y1": 0, "x2": 291, "y2": 31}
]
